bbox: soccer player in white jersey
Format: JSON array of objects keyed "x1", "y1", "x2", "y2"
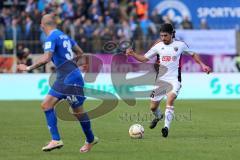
[{"x1": 126, "y1": 23, "x2": 211, "y2": 137}]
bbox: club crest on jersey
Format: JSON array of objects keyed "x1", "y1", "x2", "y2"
[
  {"x1": 172, "y1": 56, "x2": 177, "y2": 61},
  {"x1": 174, "y1": 47, "x2": 178, "y2": 52}
]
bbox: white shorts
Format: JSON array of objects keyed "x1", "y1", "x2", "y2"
[{"x1": 150, "y1": 79, "x2": 181, "y2": 102}]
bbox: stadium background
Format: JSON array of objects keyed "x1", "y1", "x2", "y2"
[
  {"x1": 0, "y1": 0, "x2": 240, "y2": 160},
  {"x1": 0, "y1": 0, "x2": 240, "y2": 100}
]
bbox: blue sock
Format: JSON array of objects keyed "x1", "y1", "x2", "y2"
[
  {"x1": 78, "y1": 113, "x2": 94, "y2": 143},
  {"x1": 44, "y1": 108, "x2": 60, "y2": 141}
]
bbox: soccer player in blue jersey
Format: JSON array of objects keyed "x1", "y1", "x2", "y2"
[{"x1": 17, "y1": 14, "x2": 98, "y2": 153}]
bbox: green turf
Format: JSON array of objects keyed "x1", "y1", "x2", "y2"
[{"x1": 0, "y1": 100, "x2": 240, "y2": 160}]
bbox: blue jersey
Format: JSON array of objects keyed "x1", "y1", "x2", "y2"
[
  {"x1": 44, "y1": 29, "x2": 76, "y2": 67},
  {"x1": 44, "y1": 29, "x2": 86, "y2": 108}
]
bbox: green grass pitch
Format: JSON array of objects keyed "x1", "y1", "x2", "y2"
[{"x1": 0, "y1": 100, "x2": 240, "y2": 160}]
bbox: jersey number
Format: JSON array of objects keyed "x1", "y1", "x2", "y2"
[{"x1": 63, "y1": 40, "x2": 74, "y2": 60}]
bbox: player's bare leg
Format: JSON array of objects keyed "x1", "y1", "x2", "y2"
[
  {"x1": 72, "y1": 107, "x2": 98, "y2": 153},
  {"x1": 41, "y1": 94, "x2": 59, "y2": 111},
  {"x1": 162, "y1": 92, "x2": 177, "y2": 137},
  {"x1": 149, "y1": 100, "x2": 163, "y2": 129},
  {"x1": 41, "y1": 95, "x2": 63, "y2": 151}
]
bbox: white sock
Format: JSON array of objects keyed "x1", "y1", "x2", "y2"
[
  {"x1": 164, "y1": 106, "x2": 174, "y2": 129},
  {"x1": 152, "y1": 108, "x2": 162, "y2": 119}
]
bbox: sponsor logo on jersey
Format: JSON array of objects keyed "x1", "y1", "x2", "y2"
[
  {"x1": 162, "y1": 56, "x2": 178, "y2": 62},
  {"x1": 162, "y1": 56, "x2": 172, "y2": 62}
]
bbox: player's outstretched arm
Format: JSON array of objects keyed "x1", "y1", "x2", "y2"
[
  {"x1": 17, "y1": 52, "x2": 52, "y2": 72},
  {"x1": 72, "y1": 44, "x2": 89, "y2": 72},
  {"x1": 191, "y1": 53, "x2": 212, "y2": 74},
  {"x1": 72, "y1": 45, "x2": 84, "y2": 57},
  {"x1": 126, "y1": 48, "x2": 149, "y2": 63}
]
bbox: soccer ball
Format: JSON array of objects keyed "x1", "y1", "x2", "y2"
[{"x1": 129, "y1": 124, "x2": 144, "y2": 139}]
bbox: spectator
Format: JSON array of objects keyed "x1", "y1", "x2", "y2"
[
  {"x1": 83, "y1": 19, "x2": 95, "y2": 39},
  {"x1": 62, "y1": 18, "x2": 74, "y2": 38},
  {"x1": 89, "y1": 7, "x2": 101, "y2": 23},
  {"x1": 135, "y1": 0, "x2": 148, "y2": 20},
  {"x1": 88, "y1": 0, "x2": 101, "y2": 17},
  {"x1": 101, "y1": 18, "x2": 116, "y2": 42},
  {"x1": 117, "y1": 20, "x2": 132, "y2": 41},
  {"x1": 11, "y1": 5, "x2": 21, "y2": 18},
  {"x1": 2, "y1": 7, "x2": 11, "y2": 27},
  {"x1": 33, "y1": 8, "x2": 42, "y2": 25},
  {"x1": 147, "y1": 19, "x2": 158, "y2": 40},
  {"x1": 74, "y1": 0, "x2": 85, "y2": 17},
  {"x1": 23, "y1": 16, "x2": 34, "y2": 40},
  {"x1": 163, "y1": 15, "x2": 175, "y2": 28},
  {"x1": 16, "y1": 47, "x2": 33, "y2": 73},
  {"x1": 150, "y1": 9, "x2": 163, "y2": 25},
  {"x1": 5, "y1": 17, "x2": 21, "y2": 40},
  {"x1": 108, "y1": 1, "x2": 120, "y2": 23},
  {"x1": 126, "y1": 0, "x2": 135, "y2": 17},
  {"x1": 91, "y1": 16, "x2": 104, "y2": 52},
  {"x1": 200, "y1": 18, "x2": 209, "y2": 29},
  {"x1": 25, "y1": 0, "x2": 36, "y2": 14},
  {"x1": 139, "y1": 16, "x2": 152, "y2": 38},
  {"x1": 61, "y1": 0, "x2": 74, "y2": 19},
  {"x1": 75, "y1": 27, "x2": 88, "y2": 51},
  {"x1": 129, "y1": 15, "x2": 137, "y2": 30},
  {"x1": 181, "y1": 16, "x2": 193, "y2": 29},
  {"x1": 37, "y1": 0, "x2": 47, "y2": 12},
  {"x1": 95, "y1": 16, "x2": 105, "y2": 32}
]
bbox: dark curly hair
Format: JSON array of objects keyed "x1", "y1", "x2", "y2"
[{"x1": 160, "y1": 23, "x2": 176, "y2": 38}]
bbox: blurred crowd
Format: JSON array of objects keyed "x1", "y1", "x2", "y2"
[
  {"x1": 0, "y1": 0, "x2": 210, "y2": 54},
  {"x1": 0, "y1": 0, "x2": 211, "y2": 73}
]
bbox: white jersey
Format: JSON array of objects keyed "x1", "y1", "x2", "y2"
[{"x1": 144, "y1": 40, "x2": 194, "y2": 81}]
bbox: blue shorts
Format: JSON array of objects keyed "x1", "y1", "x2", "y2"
[
  {"x1": 48, "y1": 69, "x2": 86, "y2": 108},
  {"x1": 49, "y1": 89, "x2": 86, "y2": 108}
]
